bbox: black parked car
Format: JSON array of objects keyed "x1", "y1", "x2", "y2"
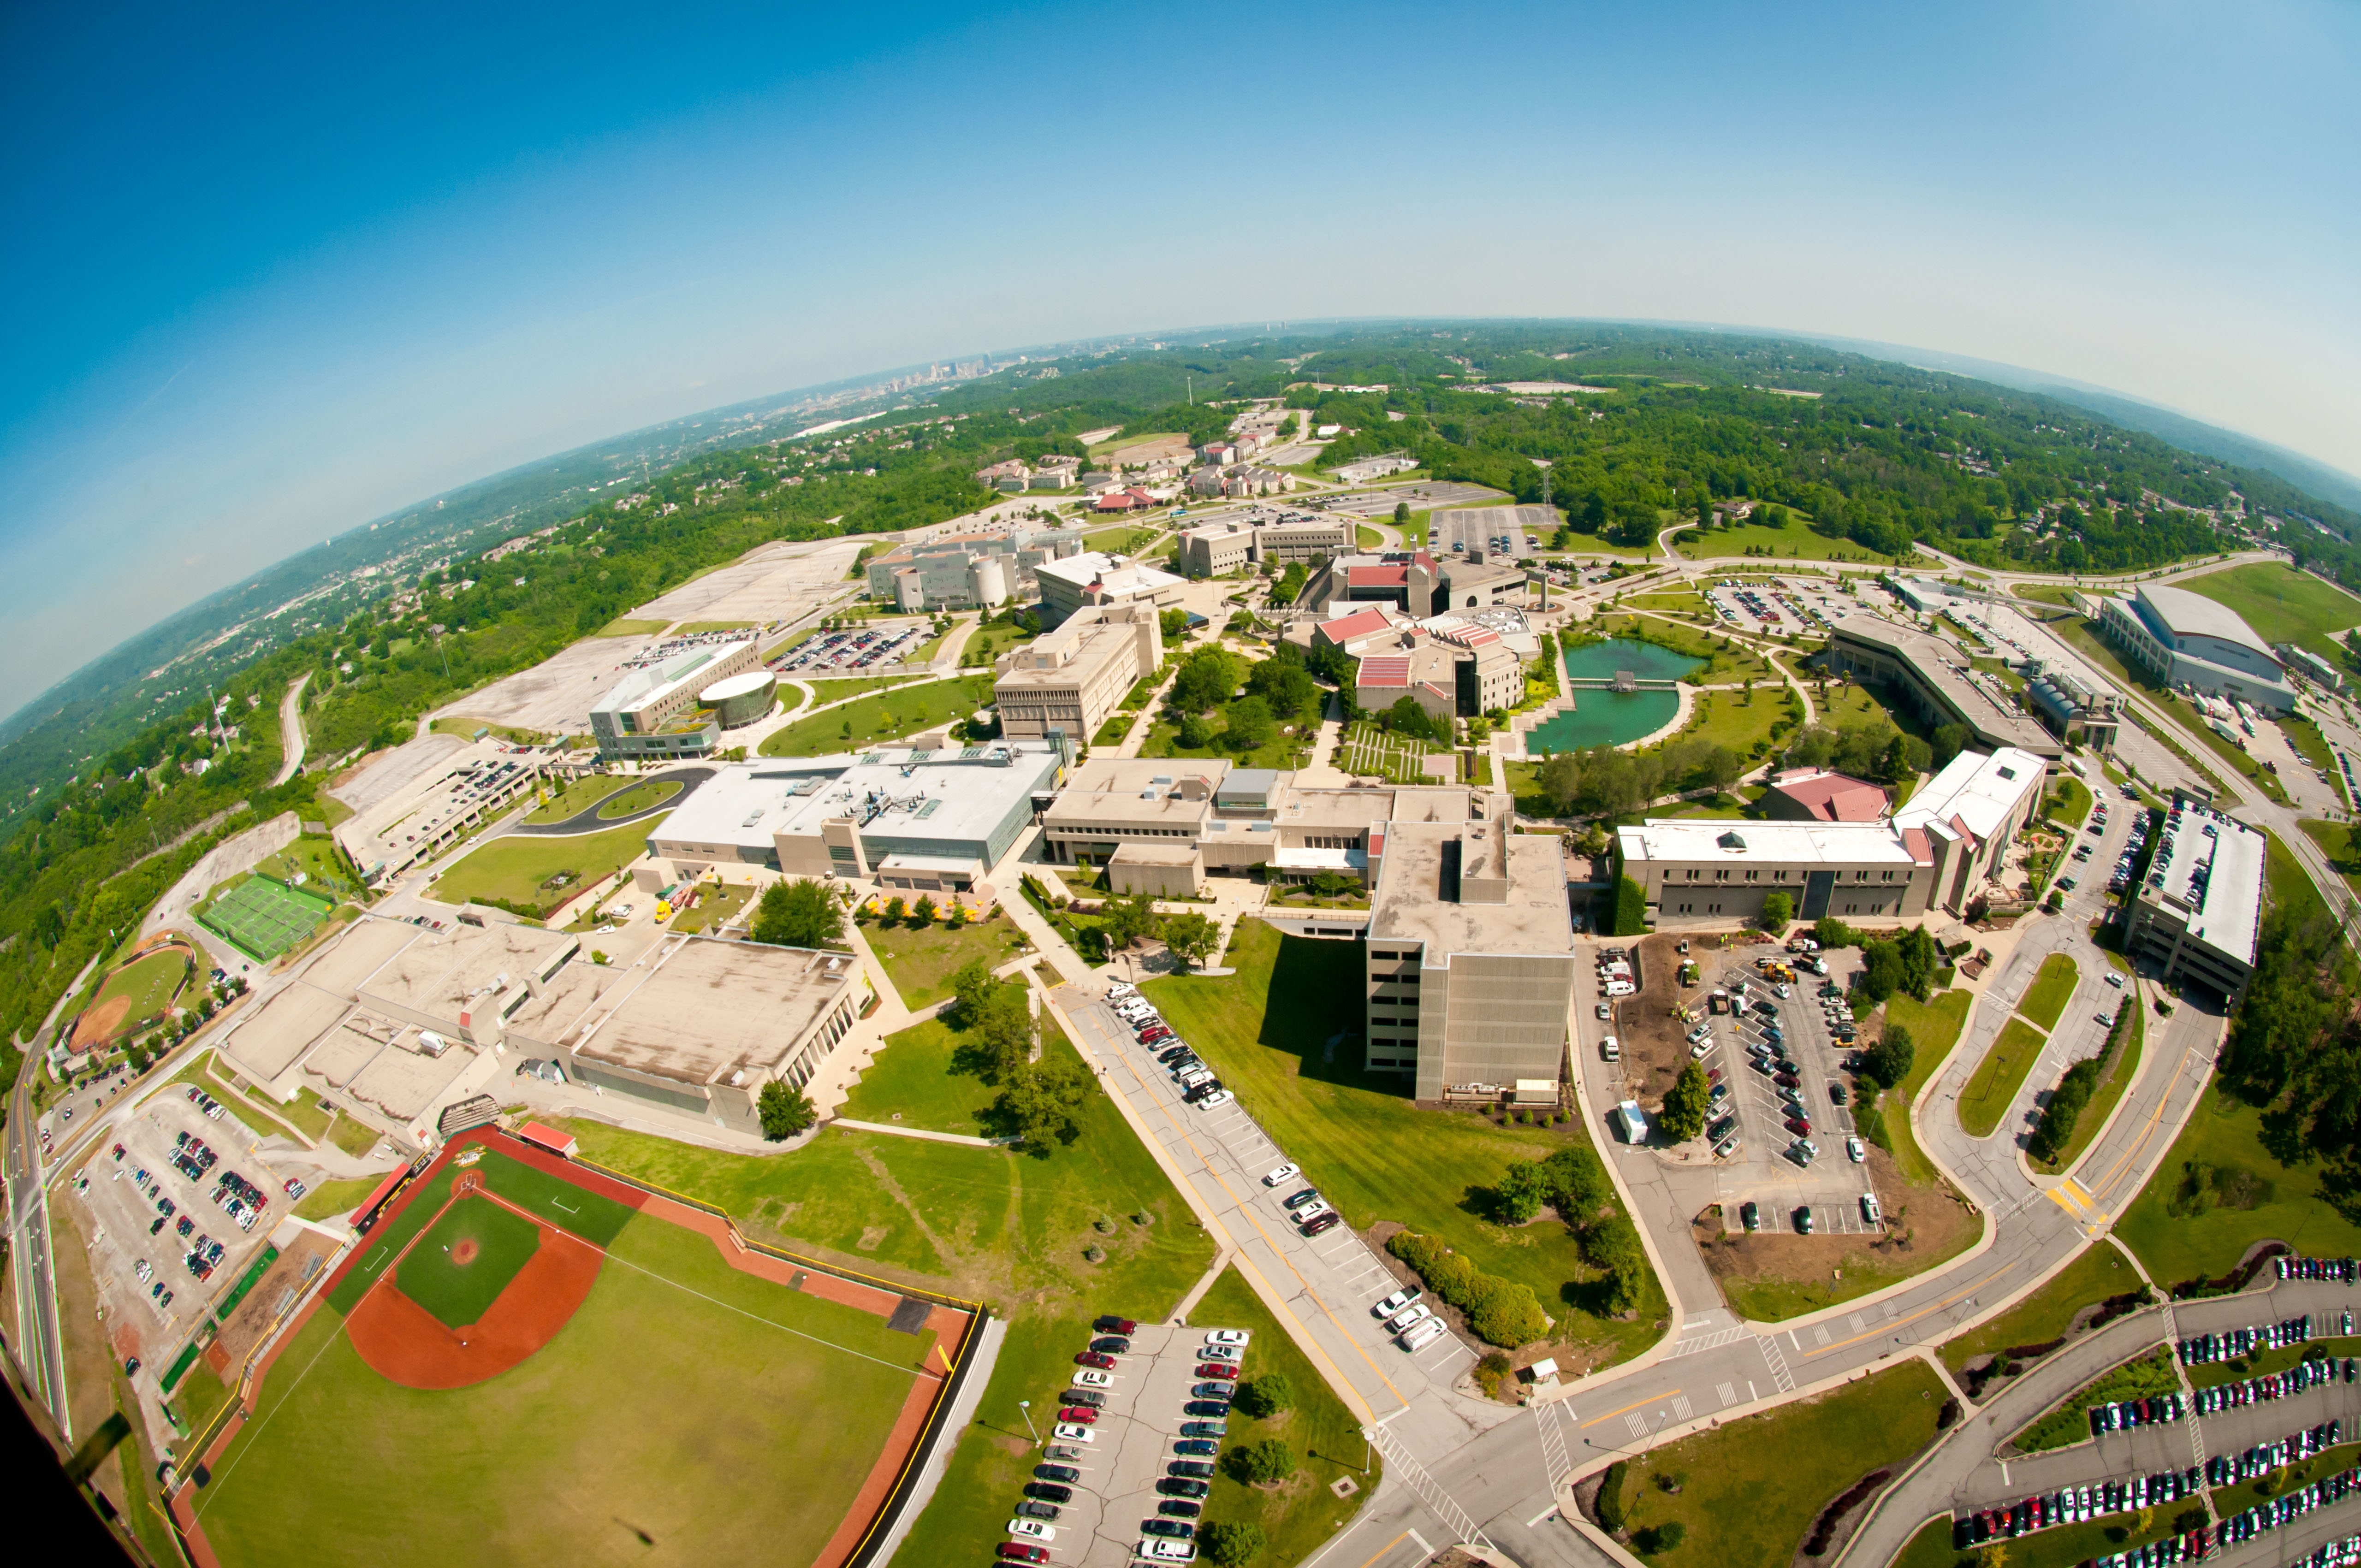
[
  {"x1": 1026, "y1": 1483, "x2": 1074, "y2": 1504},
  {"x1": 1168, "y1": 1460, "x2": 1216, "y2": 1479},
  {"x1": 1035, "y1": 1464, "x2": 1080, "y2": 1484},
  {"x1": 1090, "y1": 1336, "x2": 1132, "y2": 1355},
  {"x1": 1014, "y1": 1501, "x2": 1059, "y2": 1521},
  {"x1": 1183, "y1": 1399, "x2": 1231, "y2": 1419},
  {"x1": 1158, "y1": 1478, "x2": 1211, "y2": 1499}
]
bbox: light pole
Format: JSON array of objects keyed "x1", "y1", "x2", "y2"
[{"x1": 1018, "y1": 1399, "x2": 1038, "y2": 1445}]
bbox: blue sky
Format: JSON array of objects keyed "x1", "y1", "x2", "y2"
[{"x1": 2, "y1": 1, "x2": 2355, "y2": 699}]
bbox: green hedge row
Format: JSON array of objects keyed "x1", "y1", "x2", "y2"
[{"x1": 1385, "y1": 1230, "x2": 1552, "y2": 1348}]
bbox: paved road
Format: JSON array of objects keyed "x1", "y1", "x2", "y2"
[
  {"x1": 503, "y1": 765, "x2": 715, "y2": 836},
  {"x1": 3, "y1": 1026, "x2": 68, "y2": 1441},
  {"x1": 271, "y1": 673, "x2": 309, "y2": 787}
]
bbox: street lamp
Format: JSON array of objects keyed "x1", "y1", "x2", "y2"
[{"x1": 1018, "y1": 1399, "x2": 1038, "y2": 1445}]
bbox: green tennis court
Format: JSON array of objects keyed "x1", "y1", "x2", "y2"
[{"x1": 201, "y1": 876, "x2": 334, "y2": 962}]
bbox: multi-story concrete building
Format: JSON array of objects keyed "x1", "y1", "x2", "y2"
[
  {"x1": 1348, "y1": 618, "x2": 1525, "y2": 724},
  {"x1": 2024, "y1": 664, "x2": 2124, "y2": 751},
  {"x1": 2096, "y1": 584, "x2": 2300, "y2": 713},
  {"x1": 994, "y1": 601, "x2": 1160, "y2": 745},
  {"x1": 2122, "y1": 791, "x2": 2263, "y2": 1000},
  {"x1": 1309, "y1": 550, "x2": 1530, "y2": 619},
  {"x1": 862, "y1": 525, "x2": 1091, "y2": 609},
  {"x1": 1363, "y1": 805, "x2": 1575, "y2": 1096},
  {"x1": 1825, "y1": 614, "x2": 2063, "y2": 758},
  {"x1": 1615, "y1": 746, "x2": 2048, "y2": 924},
  {"x1": 1174, "y1": 511, "x2": 1354, "y2": 577},
  {"x1": 587, "y1": 640, "x2": 762, "y2": 762},
  {"x1": 1034, "y1": 551, "x2": 1188, "y2": 628}
]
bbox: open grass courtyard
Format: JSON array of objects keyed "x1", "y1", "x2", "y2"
[
  {"x1": 428, "y1": 817, "x2": 663, "y2": 920},
  {"x1": 1958, "y1": 1017, "x2": 2049, "y2": 1139}
]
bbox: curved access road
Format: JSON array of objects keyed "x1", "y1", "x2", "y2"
[
  {"x1": 504, "y1": 765, "x2": 714, "y2": 836},
  {"x1": 271, "y1": 672, "x2": 309, "y2": 786}
]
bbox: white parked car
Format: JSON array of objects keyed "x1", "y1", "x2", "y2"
[
  {"x1": 1374, "y1": 1286, "x2": 1422, "y2": 1318},
  {"x1": 1200, "y1": 1343, "x2": 1241, "y2": 1363},
  {"x1": 1386, "y1": 1303, "x2": 1433, "y2": 1334},
  {"x1": 1204, "y1": 1329, "x2": 1251, "y2": 1346},
  {"x1": 1292, "y1": 1199, "x2": 1334, "y2": 1223},
  {"x1": 1603, "y1": 980, "x2": 1636, "y2": 998},
  {"x1": 1689, "y1": 1039, "x2": 1713, "y2": 1059},
  {"x1": 1138, "y1": 1539, "x2": 1197, "y2": 1563},
  {"x1": 1261, "y1": 1163, "x2": 1299, "y2": 1187},
  {"x1": 1846, "y1": 1136, "x2": 1867, "y2": 1163},
  {"x1": 1010, "y1": 1520, "x2": 1057, "y2": 1542},
  {"x1": 1073, "y1": 1368, "x2": 1114, "y2": 1388},
  {"x1": 1196, "y1": 1090, "x2": 1234, "y2": 1109},
  {"x1": 1601, "y1": 1035, "x2": 1619, "y2": 1061},
  {"x1": 1052, "y1": 1423, "x2": 1095, "y2": 1444}
]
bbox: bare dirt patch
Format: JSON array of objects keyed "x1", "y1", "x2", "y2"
[
  {"x1": 1691, "y1": 1143, "x2": 1976, "y2": 1292},
  {"x1": 209, "y1": 1231, "x2": 340, "y2": 1372}
]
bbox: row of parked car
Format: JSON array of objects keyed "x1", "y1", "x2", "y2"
[
  {"x1": 2210, "y1": 1420, "x2": 2342, "y2": 1487},
  {"x1": 2192, "y1": 1358, "x2": 2358, "y2": 1415},
  {"x1": 1111, "y1": 984, "x2": 1234, "y2": 1112},
  {"x1": 2213, "y1": 1466, "x2": 2361, "y2": 1550},
  {"x1": 997, "y1": 1316, "x2": 1253, "y2": 1564},
  {"x1": 1954, "y1": 1467, "x2": 2203, "y2": 1546},
  {"x1": 2278, "y1": 1256, "x2": 2361, "y2": 1283},
  {"x1": 2087, "y1": 1391, "x2": 2184, "y2": 1436},
  {"x1": 2179, "y1": 1314, "x2": 2320, "y2": 1364}
]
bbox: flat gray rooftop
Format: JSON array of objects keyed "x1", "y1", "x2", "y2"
[
  {"x1": 1371, "y1": 822, "x2": 1571, "y2": 959},
  {"x1": 571, "y1": 936, "x2": 860, "y2": 1087}
]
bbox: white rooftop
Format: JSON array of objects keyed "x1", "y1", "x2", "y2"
[
  {"x1": 1894, "y1": 746, "x2": 2047, "y2": 846},
  {"x1": 1615, "y1": 818, "x2": 1919, "y2": 866},
  {"x1": 2139, "y1": 584, "x2": 2279, "y2": 661},
  {"x1": 2144, "y1": 798, "x2": 2265, "y2": 966},
  {"x1": 651, "y1": 744, "x2": 1062, "y2": 855},
  {"x1": 1036, "y1": 551, "x2": 1184, "y2": 597},
  {"x1": 593, "y1": 639, "x2": 757, "y2": 718}
]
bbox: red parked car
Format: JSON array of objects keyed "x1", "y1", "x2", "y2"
[
  {"x1": 998, "y1": 1545, "x2": 1050, "y2": 1563},
  {"x1": 1075, "y1": 1351, "x2": 1115, "y2": 1369},
  {"x1": 1094, "y1": 1316, "x2": 1137, "y2": 1335},
  {"x1": 1056, "y1": 1406, "x2": 1098, "y2": 1424},
  {"x1": 1784, "y1": 1116, "x2": 1812, "y2": 1137},
  {"x1": 1195, "y1": 1363, "x2": 1238, "y2": 1381}
]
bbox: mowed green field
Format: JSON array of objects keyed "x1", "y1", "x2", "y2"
[
  {"x1": 2177, "y1": 562, "x2": 2361, "y2": 663},
  {"x1": 196, "y1": 1212, "x2": 933, "y2": 1568},
  {"x1": 1958, "y1": 1018, "x2": 2049, "y2": 1139},
  {"x1": 395, "y1": 1196, "x2": 541, "y2": 1328},
  {"x1": 2016, "y1": 953, "x2": 2080, "y2": 1032},
  {"x1": 85, "y1": 947, "x2": 189, "y2": 1033},
  {"x1": 428, "y1": 817, "x2": 663, "y2": 915}
]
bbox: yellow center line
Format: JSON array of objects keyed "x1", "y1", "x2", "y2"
[
  {"x1": 2086, "y1": 1052, "x2": 2195, "y2": 1207},
  {"x1": 1800, "y1": 1260, "x2": 2021, "y2": 1359},
  {"x1": 1355, "y1": 1533, "x2": 1410, "y2": 1568},
  {"x1": 1581, "y1": 1390, "x2": 1679, "y2": 1429}
]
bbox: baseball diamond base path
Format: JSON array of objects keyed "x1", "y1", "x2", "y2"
[{"x1": 167, "y1": 1128, "x2": 982, "y2": 1568}]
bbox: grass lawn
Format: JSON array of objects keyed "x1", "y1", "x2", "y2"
[
  {"x1": 1939, "y1": 1242, "x2": 2145, "y2": 1378},
  {"x1": 2008, "y1": 1346, "x2": 2176, "y2": 1454},
  {"x1": 1891, "y1": 1515, "x2": 1969, "y2": 1568},
  {"x1": 593, "y1": 616, "x2": 670, "y2": 638},
  {"x1": 2264, "y1": 828, "x2": 2331, "y2": 937},
  {"x1": 1357, "y1": 524, "x2": 1384, "y2": 549},
  {"x1": 229, "y1": 1075, "x2": 329, "y2": 1140},
  {"x1": 1673, "y1": 521, "x2": 1910, "y2": 566},
  {"x1": 2299, "y1": 818, "x2": 2361, "y2": 903},
  {"x1": 665, "y1": 882, "x2": 752, "y2": 935},
  {"x1": 197, "y1": 1211, "x2": 927, "y2": 1568},
  {"x1": 859, "y1": 909, "x2": 1027, "y2": 1009},
  {"x1": 2045, "y1": 776, "x2": 2093, "y2": 830},
  {"x1": 798, "y1": 673, "x2": 933, "y2": 704},
  {"x1": 325, "y1": 1104, "x2": 385, "y2": 1157},
  {"x1": 1879, "y1": 990, "x2": 1975, "y2": 1185},
  {"x1": 759, "y1": 675, "x2": 995, "y2": 757},
  {"x1": 1808, "y1": 676, "x2": 1910, "y2": 733},
  {"x1": 393, "y1": 1195, "x2": 540, "y2": 1327},
  {"x1": 1138, "y1": 716, "x2": 1317, "y2": 774},
  {"x1": 592, "y1": 778, "x2": 681, "y2": 819},
  {"x1": 1337, "y1": 720, "x2": 1443, "y2": 784},
  {"x1": 1640, "y1": 788, "x2": 1764, "y2": 821},
  {"x1": 520, "y1": 775, "x2": 628, "y2": 822},
  {"x1": 2017, "y1": 953, "x2": 2081, "y2": 1032},
  {"x1": 292, "y1": 1176, "x2": 380, "y2": 1222},
  {"x1": 1624, "y1": 590, "x2": 1709, "y2": 615},
  {"x1": 253, "y1": 835, "x2": 362, "y2": 898},
  {"x1": 837, "y1": 1012, "x2": 1002, "y2": 1135},
  {"x1": 427, "y1": 817, "x2": 661, "y2": 919},
  {"x1": 1958, "y1": 1018, "x2": 2049, "y2": 1139},
  {"x1": 1673, "y1": 687, "x2": 1783, "y2": 761},
  {"x1": 1606, "y1": 1358, "x2": 1947, "y2": 1567},
  {"x1": 2115, "y1": 1079, "x2": 2361, "y2": 1290},
  {"x1": 1141, "y1": 921, "x2": 1666, "y2": 1368},
  {"x1": 86, "y1": 947, "x2": 190, "y2": 1035},
  {"x1": 1084, "y1": 525, "x2": 1161, "y2": 555},
  {"x1": 2032, "y1": 1000, "x2": 2143, "y2": 1177},
  {"x1": 2177, "y1": 562, "x2": 2361, "y2": 664}
]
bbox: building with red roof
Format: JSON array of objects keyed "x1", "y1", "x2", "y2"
[{"x1": 1762, "y1": 768, "x2": 1889, "y2": 823}]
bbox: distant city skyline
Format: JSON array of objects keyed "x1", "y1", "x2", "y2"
[{"x1": 2, "y1": 1, "x2": 2355, "y2": 701}]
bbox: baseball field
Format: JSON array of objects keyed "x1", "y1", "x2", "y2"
[
  {"x1": 72, "y1": 941, "x2": 193, "y2": 1047},
  {"x1": 189, "y1": 1139, "x2": 968, "y2": 1568}
]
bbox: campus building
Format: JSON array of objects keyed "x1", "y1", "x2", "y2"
[
  {"x1": 1362, "y1": 803, "x2": 1576, "y2": 1097},
  {"x1": 588, "y1": 639, "x2": 763, "y2": 762},
  {"x1": 994, "y1": 601, "x2": 1160, "y2": 745},
  {"x1": 1309, "y1": 550, "x2": 1530, "y2": 620},
  {"x1": 2122, "y1": 791, "x2": 2265, "y2": 1000},
  {"x1": 862, "y1": 524, "x2": 1092, "y2": 609},
  {"x1": 1761, "y1": 768, "x2": 1888, "y2": 823},
  {"x1": 1173, "y1": 511, "x2": 1354, "y2": 577},
  {"x1": 1034, "y1": 551, "x2": 1189, "y2": 628},
  {"x1": 335, "y1": 738, "x2": 561, "y2": 887},
  {"x1": 2024, "y1": 663, "x2": 2124, "y2": 751},
  {"x1": 1614, "y1": 746, "x2": 2048, "y2": 925},
  {"x1": 2095, "y1": 584, "x2": 2301, "y2": 713},
  {"x1": 1824, "y1": 614, "x2": 2063, "y2": 758},
  {"x1": 641, "y1": 742, "x2": 1064, "y2": 900}
]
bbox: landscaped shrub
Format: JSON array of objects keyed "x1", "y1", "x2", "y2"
[
  {"x1": 1802, "y1": 1467, "x2": 1892, "y2": 1556},
  {"x1": 1595, "y1": 1461, "x2": 1630, "y2": 1534},
  {"x1": 1231, "y1": 1373, "x2": 1293, "y2": 1418},
  {"x1": 1385, "y1": 1230, "x2": 1553, "y2": 1347},
  {"x1": 1226, "y1": 1438, "x2": 1296, "y2": 1485},
  {"x1": 2029, "y1": 1000, "x2": 2134, "y2": 1163},
  {"x1": 1200, "y1": 1521, "x2": 1266, "y2": 1567}
]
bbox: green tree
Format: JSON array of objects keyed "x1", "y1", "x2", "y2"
[
  {"x1": 751, "y1": 878, "x2": 845, "y2": 949},
  {"x1": 1200, "y1": 1521, "x2": 1267, "y2": 1568},
  {"x1": 1636, "y1": 1522, "x2": 1685, "y2": 1556},
  {"x1": 1101, "y1": 892, "x2": 1160, "y2": 949},
  {"x1": 1160, "y1": 606, "x2": 1192, "y2": 638},
  {"x1": 1393, "y1": 501, "x2": 1410, "y2": 525},
  {"x1": 910, "y1": 893, "x2": 937, "y2": 927},
  {"x1": 758, "y1": 1079, "x2": 817, "y2": 1141},
  {"x1": 883, "y1": 895, "x2": 907, "y2": 923},
  {"x1": 950, "y1": 957, "x2": 999, "y2": 1028},
  {"x1": 1162, "y1": 910, "x2": 1222, "y2": 970},
  {"x1": 1231, "y1": 1373, "x2": 1294, "y2": 1419},
  {"x1": 1170, "y1": 645, "x2": 1240, "y2": 711},
  {"x1": 1495, "y1": 1159, "x2": 1551, "y2": 1223},
  {"x1": 996, "y1": 1050, "x2": 1095, "y2": 1147},
  {"x1": 1759, "y1": 890, "x2": 1792, "y2": 934},
  {"x1": 1864, "y1": 1024, "x2": 1916, "y2": 1089},
  {"x1": 1226, "y1": 1438, "x2": 1297, "y2": 1485},
  {"x1": 1659, "y1": 1061, "x2": 1711, "y2": 1142},
  {"x1": 947, "y1": 900, "x2": 969, "y2": 928},
  {"x1": 1245, "y1": 656, "x2": 1318, "y2": 718},
  {"x1": 1224, "y1": 695, "x2": 1275, "y2": 751}
]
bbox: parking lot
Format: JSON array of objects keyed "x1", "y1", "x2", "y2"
[
  {"x1": 1704, "y1": 577, "x2": 1841, "y2": 636},
  {"x1": 771, "y1": 619, "x2": 927, "y2": 675},
  {"x1": 67, "y1": 1084, "x2": 291, "y2": 1369}
]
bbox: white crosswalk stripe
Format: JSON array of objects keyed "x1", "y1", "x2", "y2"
[
  {"x1": 1625, "y1": 1412, "x2": 1648, "y2": 1438},
  {"x1": 1671, "y1": 1395, "x2": 1692, "y2": 1420},
  {"x1": 1717, "y1": 1382, "x2": 1737, "y2": 1407}
]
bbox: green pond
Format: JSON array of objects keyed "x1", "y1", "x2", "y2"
[{"x1": 1527, "y1": 638, "x2": 1703, "y2": 752}]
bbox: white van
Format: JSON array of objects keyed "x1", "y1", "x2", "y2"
[
  {"x1": 1603, "y1": 980, "x2": 1635, "y2": 998},
  {"x1": 1399, "y1": 1318, "x2": 1449, "y2": 1353},
  {"x1": 1601, "y1": 1035, "x2": 1620, "y2": 1062}
]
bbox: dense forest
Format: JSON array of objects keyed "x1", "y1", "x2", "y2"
[{"x1": 5, "y1": 322, "x2": 2360, "y2": 1094}]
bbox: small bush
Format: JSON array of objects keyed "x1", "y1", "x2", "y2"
[
  {"x1": 1635, "y1": 1521, "x2": 1685, "y2": 1556},
  {"x1": 1596, "y1": 1460, "x2": 1629, "y2": 1533},
  {"x1": 1226, "y1": 1438, "x2": 1296, "y2": 1485}
]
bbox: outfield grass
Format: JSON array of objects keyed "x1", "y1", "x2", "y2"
[
  {"x1": 2017, "y1": 953, "x2": 2080, "y2": 1032},
  {"x1": 395, "y1": 1195, "x2": 541, "y2": 1328},
  {"x1": 1879, "y1": 990, "x2": 1975, "y2": 1186},
  {"x1": 521, "y1": 775, "x2": 634, "y2": 824},
  {"x1": 838, "y1": 1011, "x2": 1002, "y2": 1135},
  {"x1": 428, "y1": 818, "x2": 660, "y2": 917},
  {"x1": 592, "y1": 779, "x2": 681, "y2": 819},
  {"x1": 1939, "y1": 1243, "x2": 2144, "y2": 1378},
  {"x1": 2116, "y1": 1080, "x2": 2361, "y2": 1289},
  {"x1": 2009, "y1": 1346, "x2": 2176, "y2": 1454},
  {"x1": 1142, "y1": 921, "x2": 1665, "y2": 1364},
  {"x1": 1958, "y1": 1018, "x2": 2049, "y2": 1139},
  {"x1": 1607, "y1": 1358, "x2": 1948, "y2": 1566},
  {"x1": 198, "y1": 1212, "x2": 927, "y2": 1568},
  {"x1": 85, "y1": 947, "x2": 189, "y2": 1035},
  {"x1": 292, "y1": 1177, "x2": 379, "y2": 1222},
  {"x1": 859, "y1": 910, "x2": 1026, "y2": 1009},
  {"x1": 2177, "y1": 562, "x2": 2361, "y2": 663},
  {"x1": 759, "y1": 675, "x2": 994, "y2": 757}
]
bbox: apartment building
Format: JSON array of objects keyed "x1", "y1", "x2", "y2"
[
  {"x1": 1363, "y1": 806, "x2": 1576, "y2": 1097},
  {"x1": 994, "y1": 601, "x2": 1160, "y2": 744}
]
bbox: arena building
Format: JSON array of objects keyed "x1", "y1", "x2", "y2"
[
  {"x1": 588, "y1": 639, "x2": 763, "y2": 761},
  {"x1": 2095, "y1": 583, "x2": 2301, "y2": 713}
]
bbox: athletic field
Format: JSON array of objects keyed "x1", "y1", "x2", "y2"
[
  {"x1": 194, "y1": 1148, "x2": 948, "y2": 1568},
  {"x1": 72, "y1": 943, "x2": 192, "y2": 1047},
  {"x1": 201, "y1": 876, "x2": 334, "y2": 962}
]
